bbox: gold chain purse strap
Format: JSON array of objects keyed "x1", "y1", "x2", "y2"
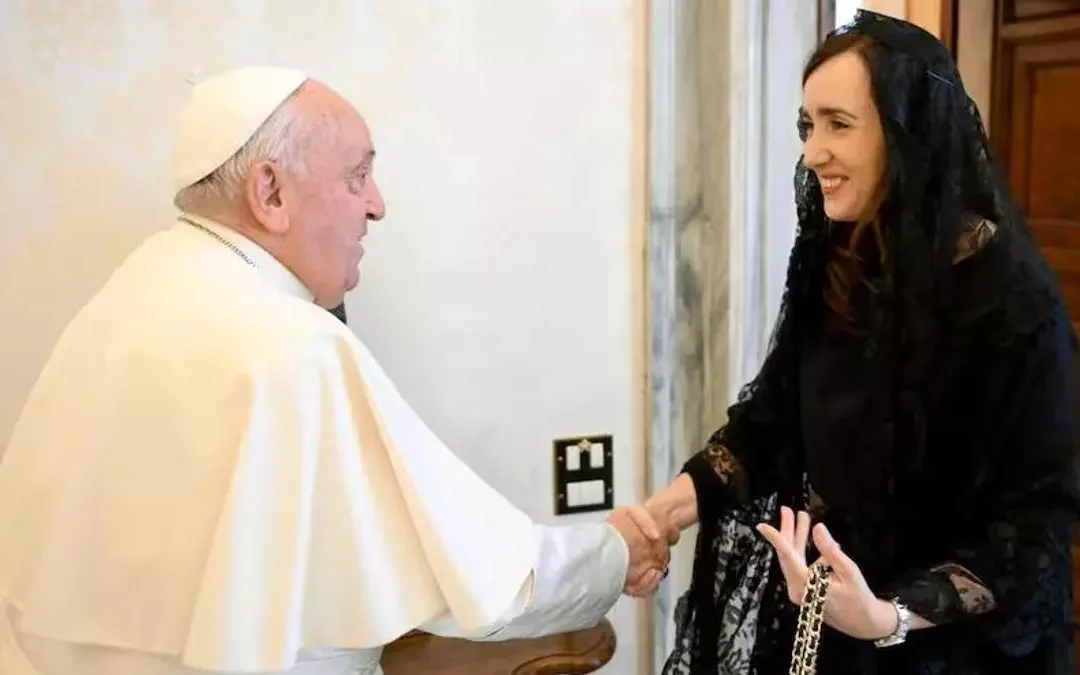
[{"x1": 788, "y1": 561, "x2": 831, "y2": 675}]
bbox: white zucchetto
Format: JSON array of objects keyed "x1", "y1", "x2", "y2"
[{"x1": 171, "y1": 66, "x2": 308, "y2": 194}]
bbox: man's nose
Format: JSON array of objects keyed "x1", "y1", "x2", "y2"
[{"x1": 367, "y1": 181, "x2": 386, "y2": 221}]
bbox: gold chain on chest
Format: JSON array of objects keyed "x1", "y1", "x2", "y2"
[{"x1": 180, "y1": 216, "x2": 258, "y2": 269}]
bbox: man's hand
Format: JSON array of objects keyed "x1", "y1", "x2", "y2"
[{"x1": 606, "y1": 505, "x2": 679, "y2": 597}]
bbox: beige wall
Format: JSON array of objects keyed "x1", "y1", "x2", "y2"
[
  {"x1": 907, "y1": 0, "x2": 943, "y2": 36},
  {"x1": 0, "y1": 2, "x2": 648, "y2": 672},
  {"x1": 956, "y1": 0, "x2": 996, "y2": 130},
  {"x1": 862, "y1": 0, "x2": 909, "y2": 20},
  {"x1": 860, "y1": 0, "x2": 941, "y2": 31}
]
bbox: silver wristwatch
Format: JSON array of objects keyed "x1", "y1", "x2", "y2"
[{"x1": 873, "y1": 598, "x2": 911, "y2": 648}]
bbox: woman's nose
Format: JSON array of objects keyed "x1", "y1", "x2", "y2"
[{"x1": 803, "y1": 136, "x2": 831, "y2": 169}]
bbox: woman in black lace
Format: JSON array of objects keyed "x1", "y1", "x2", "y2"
[{"x1": 642, "y1": 10, "x2": 1079, "y2": 674}]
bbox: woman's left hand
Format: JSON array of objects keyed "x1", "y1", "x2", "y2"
[{"x1": 756, "y1": 507, "x2": 898, "y2": 641}]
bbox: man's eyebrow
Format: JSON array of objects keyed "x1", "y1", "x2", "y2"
[{"x1": 345, "y1": 150, "x2": 376, "y2": 175}]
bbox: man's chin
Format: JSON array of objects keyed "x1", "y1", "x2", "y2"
[
  {"x1": 345, "y1": 265, "x2": 361, "y2": 291},
  {"x1": 314, "y1": 285, "x2": 349, "y2": 310}
]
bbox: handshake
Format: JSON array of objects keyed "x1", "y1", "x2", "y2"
[{"x1": 605, "y1": 504, "x2": 681, "y2": 597}]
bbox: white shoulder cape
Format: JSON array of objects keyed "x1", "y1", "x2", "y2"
[{"x1": 0, "y1": 219, "x2": 538, "y2": 672}]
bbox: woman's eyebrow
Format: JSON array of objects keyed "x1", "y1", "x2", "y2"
[{"x1": 800, "y1": 105, "x2": 857, "y2": 120}]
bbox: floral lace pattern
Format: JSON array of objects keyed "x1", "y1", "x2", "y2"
[
  {"x1": 662, "y1": 494, "x2": 777, "y2": 675},
  {"x1": 953, "y1": 217, "x2": 997, "y2": 264},
  {"x1": 932, "y1": 563, "x2": 996, "y2": 615},
  {"x1": 701, "y1": 438, "x2": 741, "y2": 485}
]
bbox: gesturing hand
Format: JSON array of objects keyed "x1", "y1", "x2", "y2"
[
  {"x1": 607, "y1": 504, "x2": 679, "y2": 597},
  {"x1": 756, "y1": 507, "x2": 897, "y2": 641}
]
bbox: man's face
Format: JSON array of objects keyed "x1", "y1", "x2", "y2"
[
  {"x1": 252, "y1": 82, "x2": 386, "y2": 309},
  {"x1": 285, "y1": 107, "x2": 385, "y2": 308}
]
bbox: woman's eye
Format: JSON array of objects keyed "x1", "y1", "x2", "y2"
[{"x1": 797, "y1": 119, "x2": 812, "y2": 141}]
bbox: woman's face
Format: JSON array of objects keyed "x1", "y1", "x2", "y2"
[{"x1": 800, "y1": 50, "x2": 887, "y2": 224}]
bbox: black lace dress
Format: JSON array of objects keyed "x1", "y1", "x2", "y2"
[{"x1": 664, "y1": 237, "x2": 1079, "y2": 674}]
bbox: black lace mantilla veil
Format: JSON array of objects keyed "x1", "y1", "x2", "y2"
[{"x1": 662, "y1": 10, "x2": 1073, "y2": 675}]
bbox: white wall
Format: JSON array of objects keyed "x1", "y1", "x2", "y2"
[
  {"x1": 344, "y1": 4, "x2": 648, "y2": 672},
  {"x1": 0, "y1": 1, "x2": 646, "y2": 672}
]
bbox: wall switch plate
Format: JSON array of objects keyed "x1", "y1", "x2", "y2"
[{"x1": 553, "y1": 434, "x2": 614, "y2": 515}]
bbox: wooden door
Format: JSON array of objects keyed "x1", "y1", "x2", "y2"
[
  {"x1": 988, "y1": 0, "x2": 1080, "y2": 660},
  {"x1": 991, "y1": 0, "x2": 1080, "y2": 334}
]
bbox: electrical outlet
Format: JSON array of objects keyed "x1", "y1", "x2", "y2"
[{"x1": 553, "y1": 434, "x2": 614, "y2": 515}]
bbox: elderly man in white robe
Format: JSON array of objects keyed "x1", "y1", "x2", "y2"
[{"x1": 0, "y1": 67, "x2": 676, "y2": 675}]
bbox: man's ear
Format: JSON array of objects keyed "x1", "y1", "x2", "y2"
[{"x1": 245, "y1": 161, "x2": 290, "y2": 235}]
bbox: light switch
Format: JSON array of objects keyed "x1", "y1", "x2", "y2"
[
  {"x1": 589, "y1": 444, "x2": 605, "y2": 468},
  {"x1": 567, "y1": 482, "x2": 582, "y2": 507},
  {"x1": 581, "y1": 479, "x2": 605, "y2": 504},
  {"x1": 566, "y1": 449, "x2": 581, "y2": 471},
  {"x1": 553, "y1": 434, "x2": 614, "y2": 515}
]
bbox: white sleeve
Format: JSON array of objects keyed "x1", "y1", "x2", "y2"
[{"x1": 420, "y1": 522, "x2": 628, "y2": 641}]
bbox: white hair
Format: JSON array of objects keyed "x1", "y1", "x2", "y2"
[{"x1": 173, "y1": 94, "x2": 308, "y2": 214}]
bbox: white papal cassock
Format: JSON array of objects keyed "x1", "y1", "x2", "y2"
[{"x1": 0, "y1": 214, "x2": 629, "y2": 675}]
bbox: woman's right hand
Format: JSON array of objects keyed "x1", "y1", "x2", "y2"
[{"x1": 645, "y1": 473, "x2": 699, "y2": 532}]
